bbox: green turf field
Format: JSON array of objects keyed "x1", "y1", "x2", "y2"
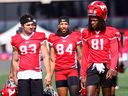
[
  {"x1": 115, "y1": 70, "x2": 128, "y2": 96},
  {"x1": 0, "y1": 70, "x2": 56, "y2": 96},
  {"x1": 0, "y1": 60, "x2": 128, "y2": 96}
]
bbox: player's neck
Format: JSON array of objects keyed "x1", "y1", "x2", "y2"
[
  {"x1": 95, "y1": 31, "x2": 100, "y2": 34},
  {"x1": 22, "y1": 31, "x2": 34, "y2": 36},
  {"x1": 21, "y1": 32, "x2": 34, "y2": 40}
]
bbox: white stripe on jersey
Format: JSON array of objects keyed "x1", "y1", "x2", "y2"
[{"x1": 17, "y1": 70, "x2": 42, "y2": 79}]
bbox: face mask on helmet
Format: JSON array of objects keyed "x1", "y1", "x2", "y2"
[
  {"x1": 43, "y1": 86, "x2": 58, "y2": 96},
  {"x1": 88, "y1": 1, "x2": 108, "y2": 20},
  {"x1": 0, "y1": 80, "x2": 17, "y2": 96}
]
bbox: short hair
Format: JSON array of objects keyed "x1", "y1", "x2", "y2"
[
  {"x1": 19, "y1": 14, "x2": 36, "y2": 25},
  {"x1": 58, "y1": 16, "x2": 69, "y2": 24}
]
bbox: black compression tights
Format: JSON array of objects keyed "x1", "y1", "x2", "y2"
[{"x1": 68, "y1": 76, "x2": 80, "y2": 96}]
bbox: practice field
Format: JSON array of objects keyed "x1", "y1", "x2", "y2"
[{"x1": 0, "y1": 60, "x2": 128, "y2": 96}]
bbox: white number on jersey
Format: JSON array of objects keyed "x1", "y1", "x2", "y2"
[
  {"x1": 20, "y1": 44, "x2": 37, "y2": 54},
  {"x1": 91, "y1": 39, "x2": 103, "y2": 50},
  {"x1": 56, "y1": 44, "x2": 73, "y2": 55}
]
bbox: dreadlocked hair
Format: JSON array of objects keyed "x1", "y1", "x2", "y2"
[{"x1": 88, "y1": 17, "x2": 106, "y2": 33}]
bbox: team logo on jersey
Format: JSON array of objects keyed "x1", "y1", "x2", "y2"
[
  {"x1": 95, "y1": 35, "x2": 99, "y2": 37},
  {"x1": 62, "y1": 40, "x2": 66, "y2": 42},
  {"x1": 25, "y1": 41, "x2": 29, "y2": 44}
]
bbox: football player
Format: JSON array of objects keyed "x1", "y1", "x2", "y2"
[
  {"x1": 95, "y1": 29, "x2": 123, "y2": 96},
  {"x1": 8, "y1": 19, "x2": 37, "y2": 80},
  {"x1": 10, "y1": 14, "x2": 51, "y2": 96},
  {"x1": 48, "y1": 16, "x2": 82, "y2": 96},
  {"x1": 81, "y1": 1, "x2": 120, "y2": 96}
]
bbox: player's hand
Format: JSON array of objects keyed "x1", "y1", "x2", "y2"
[
  {"x1": 106, "y1": 69, "x2": 114, "y2": 79},
  {"x1": 44, "y1": 73, "x2": 52, "y2": 87},
  {"x1": 8, "y1": 72, "x2": 13, "y2": 80},
  {"x1": 81, "y1": 77, "x2": 86, "y2": 88},
  {"x1": 13, "y1": 76, "x2": 18, "y2": 85},
  {"x1": 113, "y1": 70, "x2": 117, "y2": 76}
]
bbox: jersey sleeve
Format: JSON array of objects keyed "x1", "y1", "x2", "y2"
[
  {"x1": 109, "y1": 27, "x2": 120, "y2": 70},
  {"x1": 36, "y1": 32, "x2": 46, "y2": 44},
  {"x1": 108, "y1": 27, "x2": 120, "y2": 41},
  {"x1": 81, "y1": 29, "x2": 89, "y2": 79},
  {"x1": 72, "y1": 32, "x2": 82, "y2": 44},
  {"x1": 123, "y1": 32, "x2": 128, "y2": 53},
  {"x1": 10, "y1": 35, "x2": 19, "y2": 48},
  {"x1": 81, "y1": 28, "x2": 89, "y2": 41},
  {"x1": 47, "y1": 33, "x2": 56, "y2": 46},
  {"x1": 118, "y1": 32, "x2": 123, "y2": 58},
  {"x1": 81, "y1": 40, "x2": 89, "y2": 79}
]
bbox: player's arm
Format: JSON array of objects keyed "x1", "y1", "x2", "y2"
[
  {"x1": 11, "y1": 46, "x2": 19, "y2": 85},
  {"x1": 106, "y1": 38, "x2": 119, "y2": 79},
  {"x1": 76, "y1": 43, "x2": 82, "y2": 66},
  {"x1": 8, "y1": 60, "x2": 14, "y2": 79},
  {"x1": 80, "y1": 40, "x2": 89, "y2": 88},
  {"x1": 41, "y1": 40, "x2": 51, "y2": 86},
  {"x1": 49, "y1": 45, "x2": 56, "y2": 78}
]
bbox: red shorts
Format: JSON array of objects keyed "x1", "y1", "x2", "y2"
[{"x1": 55, "y1": 68, "x2": 78, "y2": 81}]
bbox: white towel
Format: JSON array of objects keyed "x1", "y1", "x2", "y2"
[{"x1": 92, "y1": 63, "x2": 105, "y2": 74}]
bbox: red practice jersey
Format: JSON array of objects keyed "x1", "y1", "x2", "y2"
[
  {"x1": 81, "y1": 26, "x2": 119, "y2": 78},
  {"x1": 117, "y1": 31, "x2": 123, "y2": 57},
  {"x1": 123, "y1": 31, "x2": 128, "y2": 53},
  {"x1": 11, "y1": 32, "x2": 46, "y2": 71},
  {"x1": 48, "y1": 32, "x2": 81, "y2": 70}
]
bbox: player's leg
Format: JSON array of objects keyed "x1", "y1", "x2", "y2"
[
  {"x1": 18, "y1": 79, "x2": 31, "y2": 96},
  {"x1": 56, "y1": 80, "x2": 68, "y2": 96},
  {"x1": 76, "y1": 60, "x2": 81, "y2": 77},
  {"x1": 102, "y1": 87, "x2": 111, "y2": 96},
  {"x1": 111, "y1": 86, "x2": 115, "y2": 96},
  {"x1": 95, "y1": 86, "x2": 100, "y2": 96},
  {"x1": 76, "y1": 60, "x2": 82, "y2": 94},
  {"x1": 55, "y1": 70, "x2": 68, "y2": 96},
  {"x1": 67, "y1": 69, "x2": 80, "y2": 96},
  {"x1": 101, "y1": 67, "x2": 112, "y2": 96},
  {"x1": 87, "y1": 85, "x2": 97, "y2": 96},
  {"x1": 86, "y1": 65, "x2": 100, "y2": 96},
  {"x1": 111, "y1": 75, "x2": 117, "y2": 96},
  {"x1": 30, "y1": 79, "x2": 44, "y2": 96}
]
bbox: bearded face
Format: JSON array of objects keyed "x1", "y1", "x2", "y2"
[{"x1": 56, "y1": 22, "x2": 70, "y2": 37}]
